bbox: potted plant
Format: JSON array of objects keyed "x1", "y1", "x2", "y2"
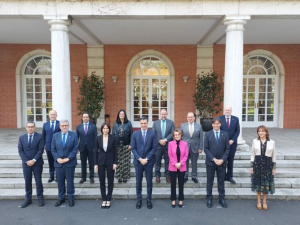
[
  {"x1": 77, "y1": 71, "x2": 105, "y2": 125},
  {"x1": 193, "y1": 71, "x2": 223, "y2": 131}
]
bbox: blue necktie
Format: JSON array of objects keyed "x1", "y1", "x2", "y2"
[
  {"x1": 62, "y1": 133, "x2": 66, "y2": 148},
  {"x1": 28, "y1": 135, "x2": 32, "y2": 148},
  {"x1": 143, "y1": 131, "x2": 146, "y2": 143},
  {"x1": 161, "y1": 120, "x2": 166, "y2": 139},
  {"x1": 51, "y1": 122, "x2": 55, "y2": 133},
  {"x1": 215, "y1": 132, "x2": 219, "y2": 144}
]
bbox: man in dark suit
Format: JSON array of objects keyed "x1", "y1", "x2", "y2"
[
  {"x1": 76, "y1": 112, "x2": 97, "y2": 184},
  {"x1": 219, "y1": 106, "x2": 240, "y2": 184},
  {"x1": 51, "y1": 119, "x2": 78, "y2": 207},
  {"x1": 152, "y1": 109, "x2": 175, "y2": 183},
  {"x1": 204, "y1": 118, "x2": 230, "y2": 208},
  {"x1": 18, "y1": 121, "x2": 44, "y2": 208},
  {"x1": 42, "y1": 110, "x2": 60, "y2": 183},
  {"x1": 131, "y1": 117, "x2": 157, "y2": 209},
  {"x1": 180, "y1": 112, "x2": 203, "y2": 183}
]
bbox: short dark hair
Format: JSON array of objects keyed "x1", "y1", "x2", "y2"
[
  {"x1": 116, "y1": 109, "x2": 129, "y2": 124},
  {"x1": 100, "y1": 122, "x2": 111, "y2": 134},
  {"x1": 140, "y1": 116, "x2": 148, "y2": 122},
  {"x1": 26, "y1": 121, "x2": 35, "y2": 126},
  {"x1": 82, "y1": 112, "x2": 90, "y2": 118},
  {"x1": 212, "y1": 117, "x2": 221, "y2": 124}
]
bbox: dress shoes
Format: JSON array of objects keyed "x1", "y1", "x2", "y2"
[
  {"x1": 48, "y1": 177, "x2": 55, "y2": 183},
  {"x1": 106, "y1": 201, "x2": 111, "y2": 209},
  {"x1": 38, "y1": 198, "x2": 45, "y2": 207},
  {"x1": 101, "y1": 201, "x2": 107, "y2": 209},
  {"x1": 207, "y1": 199, "x2": 212, "y2": 208},
  {"x1": 54, "y1": 199, "x2": 65, "y2": 207},
  {"x1": 192, "y1": 178, "x2": 199, "y2": 183},
  {"x1": 166, "y1": 177, "x2": 171, "y2": 183},
  {"x1": 257, "y1": 202, "x2": 262, "y2": 210},
  {"x1": 227, "y1": 177, "x2": 236, "y2": 184},
  {"x1": 21, "y1": 199, "x2": 32, "y2": 208},
  {"x1": 184, "y1": 178, "x2": 188, "y2": 183},
  {"x1": 219, "y1": 199, "x2": 227, "y2": 208},
  {"x1": 69, "y1": 200, "x2": 75, "y2": 207},
  {"x1": 178, "y1": 202, "x2": 183, "y2": 208},
  {"x1": 171, "y1": 201, "x2": 176, "y2": 208},
  {"x1": 123, "y1": 179, "x2": 127, "y2": 183},
  {"x1": 79, "y1": 179, "x2": 86, "y2": 184},
  {"x1": 118, "y1": 179, "x2": 122, "y2": 183},
  {"x1": 263, "y1": 203, "x2": 268, "y2": 211},
  {"x1": 90, "y1": 178, "x2": 95, "y2": 184},
  {"x1": 136, "y1": 200, "x2": 142, "y2": 209},
  {"x1": 156, "y1": 177, "x2": 161, "y2": 183},
  {"x1": 147, "y1": 200, "x2": 153, "y2": 209}
]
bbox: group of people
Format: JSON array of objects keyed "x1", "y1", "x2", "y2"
[{"x1": 18, "y1": 107, "x2": 276, "y2": 211}]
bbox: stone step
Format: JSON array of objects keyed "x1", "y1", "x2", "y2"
[
  {"x1": 0, "y1": 167, "x2": 299, "y2": 178},
  {"x1": 0, "y1": 187, "x2": 299, "y2": 201},
  {"x1": 1, "y1": 159, "x2": 300, "y2": 168},
  {"x1": 0, "y1": 177, "x2": 298, "y2": 189}
]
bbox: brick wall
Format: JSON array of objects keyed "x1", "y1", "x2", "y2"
[
  {"x1": 0, "y1": 44, "x2": 87, "y2": 129},
  {"x1": 213, "y1": 44, "x2": 300, "y2": 129},
  {"x1": 104, "y1": 45, "x2": 197, "y2": 128}
]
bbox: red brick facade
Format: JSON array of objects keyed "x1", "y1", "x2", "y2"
[{"x1": 213, "y1": 44, "x2": 300, "y2": 129}]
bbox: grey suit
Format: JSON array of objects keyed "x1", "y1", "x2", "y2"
[
  {"x1": 180, "y1": 122, "x2": 203, "y2": 179},
  {"x1": 152, "y1": 119, "x2": 175, "y2": 178}
]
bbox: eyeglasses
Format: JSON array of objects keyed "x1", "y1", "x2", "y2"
[{"x1": 60, "y1": 125, "x2": 69, "y2": 127}]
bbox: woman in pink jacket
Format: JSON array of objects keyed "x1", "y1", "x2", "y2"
[{"x1": 168, "y1": 129, "x2": 189, "y2": 208}]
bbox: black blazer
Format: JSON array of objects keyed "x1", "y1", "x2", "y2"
[
  {"x1": 94, "y1": 134, "x2": 118, "y2": 166},
  {"x1": 76, "y1": 122, "x2": 98, "y2": 152}
]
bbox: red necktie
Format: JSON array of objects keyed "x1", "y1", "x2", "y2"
[{"x1": 226, "y1": 117, "x2": 230, "y2": 129}]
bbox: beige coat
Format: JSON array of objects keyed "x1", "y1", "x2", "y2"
[{"x1": 251, "y1": 139, "x2": 276, "y2": 163}]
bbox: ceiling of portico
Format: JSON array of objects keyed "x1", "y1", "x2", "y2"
[{"x1": 0, "y1": 16, "x2": 300, "y2": 45}]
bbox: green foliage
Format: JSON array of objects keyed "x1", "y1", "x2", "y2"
[
  {"x1": 77, "y1": 71, "x2": 105, "y2": 119},
  {"x1": 193, "y1": 71, "x2": 223, "y2": 119}
]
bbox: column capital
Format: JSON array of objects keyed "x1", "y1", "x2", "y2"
[
  {"x1": 44, "y1": 15, "x2": 72, "y2": 31},
  {"x1": 223, "y1": 15, "x2": 251, "y2": 32}
]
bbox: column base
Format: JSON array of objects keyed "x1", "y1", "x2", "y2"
[{"x1": 237, "y1": 143, "x2": 249, "y2": 152}]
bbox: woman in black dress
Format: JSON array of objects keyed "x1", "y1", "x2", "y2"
[
  {"x1": 94, "y1": 123, "x2": 118, "y2": 209},
  {"x1": 112, "y1": 110, "x2": 133, "y2": 183},
  {"x1": 250, "y1": 125, "x2": 276, "y2": 211}
]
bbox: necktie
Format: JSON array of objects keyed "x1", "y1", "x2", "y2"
[
  {"x1": 143, "y1": 131, "x2": 146, "y2": 143},
  {"x1": 84, "y1": 123, "x2": 88, "y2": 135},
  {"x1": 226, "y1": 117, "x2": 230, "y2": 129},
  {"x1": 62, "y1": 133, "x2": 66, "y2": 148},
  {"x1": 51, "y1": 122, "x2": 55, "y2": 133},
  {"x1": 28, "y1": 135, "x2": 32, "y2": 148},
  {"x1": 161, "y1": 120, "x2": 166, "y2": 138},
  {"x1": 189, "y1": 123, "x2": 193, "y2": 137},
  {"x1": 215, "y1": 132, "x2": 219, "y2": 144}
]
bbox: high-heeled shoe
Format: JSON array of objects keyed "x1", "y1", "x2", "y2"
[
  {"x1": 101, "y1": 201, "x2": 107, "y2": 209},
  {"x1": 106, "y1": 201, "x2": 111, "y2": 209},
  {"x1": 256, "y1": 202, "x2": 262, "y2": 210},
  {"x1": 178, "y1": 201, "x2": 183, "y2": 208},
  {"x1": 171, "y1": 201, "x2": 176, "y2": 208},
  {"x1": 263, "y1": 202, "x2": 268, "y2": 211}
]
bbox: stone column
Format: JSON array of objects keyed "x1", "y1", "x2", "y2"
[
  {"x1": 223, "y1": 16, "x2": 250, "y2": 151},
  {"x1": 45, "y1": 16, "x2": 72, "y2": 129}
]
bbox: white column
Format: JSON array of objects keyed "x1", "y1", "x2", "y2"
[
  {"x1": 223, "y1": 16, "x2": 250, "y2": 151},
  {"x1": 45, "y1": 16, "x2": 72, "y2": 129}
]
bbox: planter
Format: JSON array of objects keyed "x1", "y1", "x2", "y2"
[{"x1": 200, "y1": 118, "x2": 213, "y2": 132}]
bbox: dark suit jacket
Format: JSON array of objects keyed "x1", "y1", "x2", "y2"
[
  {"x1": 51, "y1": 131, "x2": 78, "y2": 168},
  {"x1": 76, "y1": 122, "x2": 97, "y2": 152},
  {"x1": 42, "y1": 120, "x2": 60, "y2": 151},
  {"x1": 204, "y1": 130, "x2": 230, "y2": 166},
  {"x1": 130, "y1": 129, "x2": 157, "y2": 166},
  {"x1": 18, "y1": 132, "x2": 44, "y2": 167},
  {"x1": 152, "y1": 119, "x2": 175, "y2": 149},
  {"x1": 94, "y1": 134, "x2": 118, "y2": 166},
  {"x1": 219, "y1": 115, "x2": 240, "y2": 148}
]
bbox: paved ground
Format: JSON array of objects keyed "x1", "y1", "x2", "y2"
[{"x1": 0, "y1": 199, "x2": 299, "y2": 225}]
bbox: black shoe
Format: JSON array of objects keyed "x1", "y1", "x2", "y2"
[
  {"x1": 21, "y1": 199, "x2": 32, "y2": 208},
  {"x1": 54, "y1": 199, "x2": 65, "y2": 207},
  {"x1": 38, "y1": 198, "x2": 45, "y2": 207},
  {"x1": 136, "y1": 200, "x2": 142, "y2": 209},
  {"x1": 48, "y1": 177, "x2": 54, "y2": 183},
  {"x1": 192, "y1": 178, "x2": 198, "y2": 183},
  {"x1": 178, "y1": 201, "x2": 183, "y2": 208},
  {"x1": 123, "y1": 179, "x2": 127, "y2": 183},
  {"x1": 184, "y1": 178, "x2": 188, "y2": 183},
  {"x1": 118, "y1": 179, "x2": 122, "y2": 183},
  {"x1": 79, "y1": 179, "x2": 86, "y2": 184},
  {"x1": 147, "y1": 200, "x2": 153, "y2": 209},
  {"x1": 207, "y1": 199, "x2": 212, "y2": 208},
  {"x1": 219, "y1": 199, "x2": 227, "y2": 208},
  {"x1": 69, "y1": 200, "x2": 75, "y2": 207},
  {"x1": 90, "y1": 178, "x2": 95, "y2": 184},
  {"x1": 101, "y1": 201, "x2": 107, "y2": 209},
  {"x1": 106, "y1": 201, "x2": 111, "y2": 209},
  {"x1": 227, "y1": 178, "x2": 236, "y2": 184},
  {"x1": 171, "y1": 201, "x2": 176, "y2": 208}
]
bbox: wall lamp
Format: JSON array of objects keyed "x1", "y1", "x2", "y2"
[
  {"x1": 183, "y1": 76, "x2": 189, "y2": 83},
  {"x1": 112, "y1": 76, "x2": 118, "y2": 83},
  {"x1": 73, "y1": 76, "x2": 79, "y2": 83}
]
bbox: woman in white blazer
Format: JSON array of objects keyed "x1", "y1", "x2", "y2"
[{"x1": 250, "y1": 125, "x2": 276, "y2": 211}]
